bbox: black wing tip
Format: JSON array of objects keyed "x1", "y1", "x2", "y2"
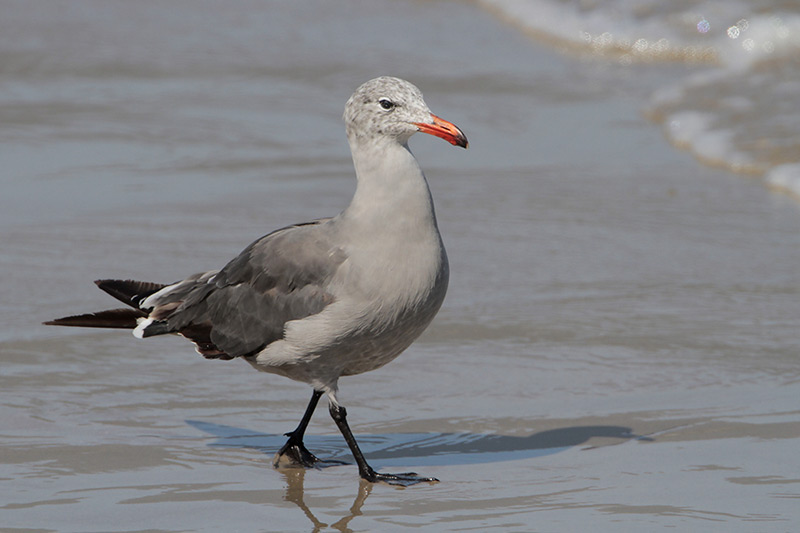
[
  {"x1": 43, "y1": 308, "x2": 144, "y2": 329},
  {"x1": 44, "y1": 314, "x2": 89, "y2": 327},
  {"x1": 94, "y1": 279, "x2": 167, "y2": 309},
  {"x1": 43, "y1": 315, "x2": 81, "y2": 326}
]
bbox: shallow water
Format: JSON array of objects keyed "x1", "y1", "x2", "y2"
[
  {"x1": 2, "y1": 1, "x2": 800, "y2": 531},
  {"x1": 483, "y1": 0, "x2": 800, "y2": 198}
]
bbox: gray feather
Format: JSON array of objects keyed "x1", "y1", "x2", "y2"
[{"x1": 144, "y1": 220, "x2": 344, "y2": 358}]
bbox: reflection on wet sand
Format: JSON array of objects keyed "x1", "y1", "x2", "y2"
[
  {"x1": 282, "y1": 468, "x2": 372, "y2": 533},
  {"x1": 201, "y1": 420, "x2": 641, "y2": 530}
]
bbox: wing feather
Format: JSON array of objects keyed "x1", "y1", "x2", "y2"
[{"x1": 142, "y1": 220, "x2": 344, "y2": 359}]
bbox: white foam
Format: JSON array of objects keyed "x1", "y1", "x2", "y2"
[
  {"x1": 766, "y1": 164, "x2": 800, "y2": 199},
  {"x1": 715, "y1": 13, "x2": 800, "y2": 71},
  {"x1": 666, "y1": 112, "x2": 714, "y2": 147},
  {"x1": 665, "y1": 111, "x2": 758, "y2": 173},
  {"x1": 482, "y1": 0, "x2": 800, "y2": 67}
]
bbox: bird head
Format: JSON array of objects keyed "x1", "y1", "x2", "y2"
[{"x1": 344, "y1": 76, "x2": 468, "y2": 149}]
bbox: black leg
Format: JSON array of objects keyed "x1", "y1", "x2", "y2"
[
  {"x1": 329, "y1": 402, "x2": 439, "y2": 486},
  {"x1": 273, "y1": 389, "x2": 346, "y2": 469}
]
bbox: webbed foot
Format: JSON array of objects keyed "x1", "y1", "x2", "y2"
[{"x1": 360, "y1": 466, "x2": 439, "y2": 487}]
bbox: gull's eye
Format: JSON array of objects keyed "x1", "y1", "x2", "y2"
[{"x1": 378, "y1": 98, "x2": 395, "y2": 110}]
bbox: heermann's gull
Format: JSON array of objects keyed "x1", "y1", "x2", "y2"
[{"x1": 45, "y1": 76, "x2": 468, "y2": 486}]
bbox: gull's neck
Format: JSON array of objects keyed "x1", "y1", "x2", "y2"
[{"x1": 341, "y1": 136, "x2": 439, "y2": 233}]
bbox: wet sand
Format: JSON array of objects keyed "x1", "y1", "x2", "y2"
[{"x1": 2, "y1": 1, "x2": 800, "y2": 531}]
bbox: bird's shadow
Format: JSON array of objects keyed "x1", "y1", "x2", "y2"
[{"x1": 186, "y1": 419, "x2": 646, "y2": 468}]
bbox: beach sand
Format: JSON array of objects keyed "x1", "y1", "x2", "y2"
[{"x1": 2, "y1": 1, "x2": 799, "y2": 531}]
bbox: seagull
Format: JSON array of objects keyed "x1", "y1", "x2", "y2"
[{"x1": 45, "y1": 76, "x2": 467, "y2": 486}]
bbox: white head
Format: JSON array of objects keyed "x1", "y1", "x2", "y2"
[{"x1": 343, "y1": 76, "x2": 467, "y2": 149}]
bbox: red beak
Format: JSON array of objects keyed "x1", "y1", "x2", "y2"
[{"x1": 414, "y1": 114, "x2": 468, "y2": 148}]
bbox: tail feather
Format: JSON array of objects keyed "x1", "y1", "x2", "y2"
[
  {"x1": 95, "y1": 279, "x2": 168, "y2": 309},
  {"x1": 43, "y1": 278, "x2": 233, "y2": 360},
  {"x1": 44, "y1": 308, "x2": 145, "y2": 329}
]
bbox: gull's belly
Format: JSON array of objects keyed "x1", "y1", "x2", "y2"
[{"x1": 248, "y1": 247, "x2": 448, "y2": 389}]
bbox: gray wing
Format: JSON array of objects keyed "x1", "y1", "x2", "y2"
[{"x1": 140, "y1": 219, "x2": 346, "y2": 359}]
